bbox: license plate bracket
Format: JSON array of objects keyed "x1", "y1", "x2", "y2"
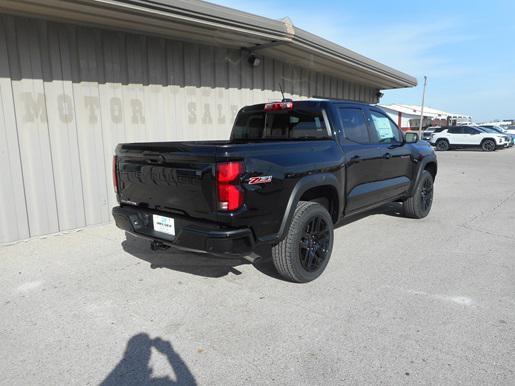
[{"x1": 152, "y1": 214, "x2": 175, "y2": 236}]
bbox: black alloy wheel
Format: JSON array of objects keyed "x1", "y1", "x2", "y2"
[
  {"x1": 272, "y1": 201, "x2": 334, "y2": 283},
  {"x1": 299, "y1": 215, "x2": 331, "y2": 272},
  {"x1": 403, "y1": 170, "x2": 434, "y2": 219},
  {"x1": 420, "y1": 177, "x2": 433, "y2": 212}
]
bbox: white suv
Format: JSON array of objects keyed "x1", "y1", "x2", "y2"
[{"x1": 430, "y1": 126, "x2": 510, "y2": 151}]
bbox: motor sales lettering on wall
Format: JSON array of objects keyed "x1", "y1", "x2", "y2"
[{"x1": 17, "y1": 91, "x2": 239, "y2": 126}]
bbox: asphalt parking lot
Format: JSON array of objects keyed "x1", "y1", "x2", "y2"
[{"x1": 1, "y1": 148, "x2": 514, "y2": 385}]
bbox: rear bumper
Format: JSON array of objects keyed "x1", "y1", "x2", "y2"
[{"x1": 112, "y1": 206, "x2": 254, "y2": 256}]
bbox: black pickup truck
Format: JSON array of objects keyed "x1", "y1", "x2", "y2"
[{"x1": 112, "y1": 99, "x2": 437, "y2": 282}]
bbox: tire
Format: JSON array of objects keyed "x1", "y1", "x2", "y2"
[
  {"x1": 435, "y1": 139, "x2": 449, "y2": 151},
  {"x1": 481, "y1": 139, "x2": 496, "y2": 152},
  {"x1": 404, "y1": 170, "x2": 434, "y2": 219},
  {"x1": 272, "y1": 201, "x2": 334, "y2": 283}
]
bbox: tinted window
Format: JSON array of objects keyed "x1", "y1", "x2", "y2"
[
  {"x1": 369, "y1": 110, "x2": 402, "y2": 143},
  {"x1": 232, "y1": 112, "x2": 265, "y2": 139},
  {"x1": 338, "y1": 108, "x2": 369, "y2": 144},
  {"x1": 448, "y1": 127, "x2": 464, "y2": 134},
  {"x1": 464, "y1": 127, "x2": 480, "y2": 134},
  {"x1": 477, "y1": 126, "x2": 496, "y2": 133},
  {"x1": 232, "y1": 109, "x2": 327, "y2": 140}
]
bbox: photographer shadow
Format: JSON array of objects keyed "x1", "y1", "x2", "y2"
[{"x1": 101, "y1": 333, "x2": 196, "y2": 386}]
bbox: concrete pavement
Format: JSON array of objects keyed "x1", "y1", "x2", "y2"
[{"x1": 1, "y1": 148, "x2": 514, "y2": 385}]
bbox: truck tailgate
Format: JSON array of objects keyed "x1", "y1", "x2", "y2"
[{"x1": 116, "y1": 142, "x2": 223, "y2": 219}]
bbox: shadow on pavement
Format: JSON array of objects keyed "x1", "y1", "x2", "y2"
[
  {"x1": 122, "y1": 233, "x2": 250, "y2": 278},
  {"x1": 121, "y1": 202, "x2": 404, "y2": 280},
  {"x1": 122, "y1": 232, "x2": 287, "y2": 281},
  {"x1": 100, "y1": 333, "x2": 196, "y2": 386}
]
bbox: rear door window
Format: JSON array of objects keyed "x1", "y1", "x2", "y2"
[
  {"x1": 337, "y1": 108, "x2": 370, "y2": 144},
  {"x1": 447, "y1": 127, "x2": 464, "y2": 134},
  {"x1": 464, "y1": 127, "x2": 479, "y2": 134}
]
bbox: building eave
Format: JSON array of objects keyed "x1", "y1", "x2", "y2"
[{"x1": 0, "y1": 0, "x2": 417, "y2": 89}]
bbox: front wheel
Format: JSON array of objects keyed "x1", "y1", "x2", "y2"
[
  {"x1": 481, "y1": 139, "x2": 496, "y2": 152},
  {"x1": 404, "y1": 170, "x2": 434, "y2": 219},
  {"x1": 272, "y1": 201, "x2": 334, "y2": 283},
  {"x1": 435, "y1": 139, "x2": 449, "y2": 151}
]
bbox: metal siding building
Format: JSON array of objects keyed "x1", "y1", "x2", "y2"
[{"x1": 0, "y1": 1, "x2": 416, "y2": 243}]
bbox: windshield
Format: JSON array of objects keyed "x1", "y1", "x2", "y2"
[{"x1": 231, "y1": 108, "x2": 329, "y2": 141}]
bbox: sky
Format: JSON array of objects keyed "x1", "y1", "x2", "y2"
[{"x1": 211, "y1": 0, "x2": 515, "y2": 122}]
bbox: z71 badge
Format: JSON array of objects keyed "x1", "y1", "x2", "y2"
[{"x1": 248, "y1": 176, "x2": 272, "y2": 185}]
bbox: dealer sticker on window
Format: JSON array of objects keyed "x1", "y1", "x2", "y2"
[{"x1": 153, "y1": 214, "x2": 175, "y2": 236}]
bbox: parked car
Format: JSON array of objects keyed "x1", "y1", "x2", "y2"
[
  {"x1": 422, "y1": 126, "x2": 440, "y2": 141},
  {"x1": 481, "y1": 125, "x2": 515, "y2": 146},
  {"x1": 479, "y1": 126, "x2": 514, "y2": 147},
  {"x1": 430, "y1": 126, "x2": 510, "y2": 151},
  {"x1": 112, "y1": 99, "x2": 437, "y2": 282},
  {"x1": 480, "y1": 124, "x2": 507, "y2": 133},
  {"x1": 425, "y1": 126, "x2": 446, "y2": 140}
]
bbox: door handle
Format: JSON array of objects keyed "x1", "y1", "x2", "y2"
[{"x1": 383, "y1": 153, "x2": 391, "y2": 159}]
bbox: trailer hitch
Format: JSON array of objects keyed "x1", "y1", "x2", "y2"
[{"x1": 150, "y1": 240, "x2": 170, "y2": 251}]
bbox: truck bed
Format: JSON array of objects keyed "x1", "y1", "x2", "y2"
[{"x1": 115, "y1": 139, "x2": 339, "y2": 230}]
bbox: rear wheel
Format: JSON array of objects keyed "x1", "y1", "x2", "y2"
[
  {"x1": 435, "y1": 139, "x2": 449, "y2": 151},
  {"x1": 272, "y1": 201, "x2": 334, "y2": 283},
  {"x1": 481, "y1": 139, "x2": 496, "y2": 152},
  {"x1": 404, "y1": 170, "x2": 434, "y2": 219}
]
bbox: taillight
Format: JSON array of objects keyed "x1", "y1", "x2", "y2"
[
  {"x1": 264, "y1": 101, "x2": 293, "y2": 111},
  {"x1": 217, "y1": 161, "x2": 243, "y2": 211},
  {"x1": 112, "y1": 155, "x2": 119, "y2": 194}
]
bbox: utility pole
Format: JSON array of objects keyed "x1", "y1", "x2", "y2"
[{"x1": 418, "y1": 76, "x2": 427, "y2": 138}]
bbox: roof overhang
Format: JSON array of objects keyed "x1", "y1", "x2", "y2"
[{"x1": 0, "y1": 0, "x2": 417, "y2": 89}]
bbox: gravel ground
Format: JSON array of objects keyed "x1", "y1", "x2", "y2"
[{"x1": 1, "y1": 148, "x2": 514, "y2": 385}]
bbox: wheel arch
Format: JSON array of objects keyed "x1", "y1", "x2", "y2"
[
  {"x1": 424, "y1": 161, "x2": 437, "y2": 181},
  {"x1": 299, "y1": 185, "x2": 339, "y2": 223},
  {"x1": 409, "y1": 156, "x2": 437, "y2": 195},
  {"x1": 258, "y1": 173, "x2": 342, "y2": 244}
]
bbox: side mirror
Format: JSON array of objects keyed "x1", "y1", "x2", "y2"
[{"x1": 404, "y1": 132, "x2": 419, "y2": 143}]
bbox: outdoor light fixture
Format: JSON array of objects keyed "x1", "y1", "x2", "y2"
[{"x1": 248, "y1": 54, "x2": 261, "y2": 67}]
